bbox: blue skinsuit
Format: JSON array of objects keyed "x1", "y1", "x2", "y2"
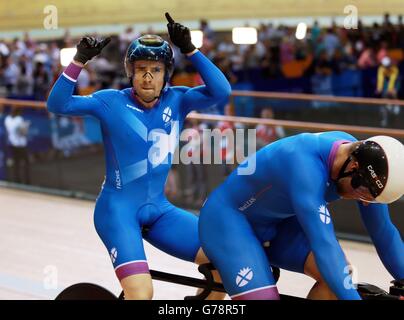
[
  {"x1": 47, "y1": 51, "x2": 231, "y2": 279},
  {"x1": 199, "y1": 131, "x2": 404, "y2": 299}
]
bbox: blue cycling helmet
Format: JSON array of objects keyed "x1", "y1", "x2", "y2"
[{"x1": 124, "y1": 34, "x2": 174, "y2": 84}]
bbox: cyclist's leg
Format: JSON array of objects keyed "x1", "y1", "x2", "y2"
[
  {"x1": 199, "y1": 196, "x2": 280, "y2": 300},
  {"x1": 94, "y1": 192, "x2": 152, "y2": 300},
  {"x1": 144, "y1": 204, "x2": 224, "y2": 299},
  {"x1": 265, "y1": 216, "x2": 337, "y2": 299}
]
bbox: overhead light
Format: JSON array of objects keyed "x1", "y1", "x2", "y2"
[
  {"x1": 60, "y1": 48, "x2": 77, "y2": 67},
  {"x1": 190, "y1": 30, "x2": 203, "y2": 49},
  {"x1": 295, "y1": 23, "x2": 307, "y2": 40},
  {"x1": 232, "y1": 27, "x2": 257, "y2": 45}
]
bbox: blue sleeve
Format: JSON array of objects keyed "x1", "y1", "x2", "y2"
[
  {"x1": 47, "y1": 73, "x2": 105, "y2": 118},
  {"x1": 358, "y1": 202, "x2": 404, "y2": 280},
  {"x1": 181, "y1": 51, "x2": 231, "y2": 114},
  {"x1": 288, "y1": 155, "x2": 361, "y2": 300}
]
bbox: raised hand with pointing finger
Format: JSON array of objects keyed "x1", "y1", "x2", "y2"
[
  {"x1": 73, "y1": 36, "x2": 111, "y2": 65},
  {"x1": 165, "y1": 12, "x2": 196, "y2": 55}
]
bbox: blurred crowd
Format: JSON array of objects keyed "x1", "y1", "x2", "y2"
[
  {"x1": 0, "y1": 13, "x2": 403, "y2": 102},
  {"x1": 0, "y1": 14, "x2": 403, "y2": 199}
]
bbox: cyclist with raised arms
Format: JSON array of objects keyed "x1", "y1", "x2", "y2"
[{"x1": 47, "y1": 13, "x2": 230, "y2": 300}]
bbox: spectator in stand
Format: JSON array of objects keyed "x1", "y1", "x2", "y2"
[
  {"x1": 370, "y1": 23, "x2": 384, "y2": 45},
  {"x1": 216, "y1": 104, "x2": 240, "y2": 177},
  {"x1": 0, "y1": 40, "x2": 10, "y2": 57},
  {"x1": 258, "y1": 23, "x2": 268, "y2": 42},
  {"x1": 19, "y1": 54, "x2": 33, "y2": 79},
  {"x1": 376, "y1": 56, "x2": 400, "y2": 99},
  {"x1": 15, "y1": 62, "x2": 34, "y2": 98},
  {"x1": 2, "y1": 55, "x2": 19, "y2": 95},
  {"x1": 243, "y1": 43, "x2": 265, "y2": 69},
  {"x1": 383, "y1": 12, "x2": 391, "y2": 25},
  {"x1": 4, "y1": 107, "x2": 31, "y2": 184},
  {"x1": 310, "y1": 21, "x2": 321, "y2": 44},
  {"x1": 262, "y1": 23, "x2": 276, "y2": 41},
  {"x1": 10, "y1": 38, "x2": 26, "y2": 62},
  {"x1": 255, "y1": 107, "x2": 285, "y2": 150},
  {"x1": 63, "y1": 29, "x2": 74, "y2": 48},
  {"x1": 217, "y1": 33, "x2": 235, "y2": 56},
  {"x1": 280, "y1": 36, "x2": 295, "y2": 64},
  {"x1": 229, "y1": 45, "x2": 245, "y2": 73},
  {"x1": 200, "y1": 19, "x2": 215, "y2": 42},
  {"x1": 398, "y1": 15, "x2": 404, "y2": 50},
  {"x1": 33, "y1": 61, "x2": 50, "y2": 100},
  {"x1": 182, "y1": 117, "x2": 208, "y2": 207},
  {"x1": 261, "y1": 49, "x2": 282, "y2": 79},
  {"x1": 323, "y1": 27, "x2": 341, "y2": 59},
  {"x1": 377, "y1": 41, "x2": 389, "y2": 63},
  {"x1": 213, "y1": 53, "x2": 238, "y2": 85},
  {"x1": 309, "y1": 50, "x2": 334, "y2": 105},
  {"x1": 119, "y1": 26, "x2": 140, "y2": 54},
  {"x1": 376, "y1": 56, "x2": 400, "y2": 127},
  {"x1": 331, "y1": 47, "x2": 356, "y2": 74},
  {"x1": 308, "y1": 49, "x2": 333, "y2": 77},
  {"x1": 33, "y1": 43, "x2": 51, "y2": 70},
  {"x1": 357, "y1": 46, "x2": 378, "y2": 69}
]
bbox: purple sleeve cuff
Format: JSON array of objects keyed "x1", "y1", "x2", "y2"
[{"x1": 63, "y1": 62, "x2": 83, "y2": 81}]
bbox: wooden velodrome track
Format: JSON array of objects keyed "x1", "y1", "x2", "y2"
[{"x1": 0, "y1": 186, "x2": 395, "y2": 300}]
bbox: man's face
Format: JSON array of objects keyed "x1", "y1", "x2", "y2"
[
  {"x1": 133, "y1": 60, "x2": 165, "y2": 105},
  {"x1": 336, "y1": 159, "x2": 376, "y2": 203}
]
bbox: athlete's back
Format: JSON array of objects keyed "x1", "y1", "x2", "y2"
[{"x1": 218, "y1": 131, "x2": 356, "y2": 223}]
